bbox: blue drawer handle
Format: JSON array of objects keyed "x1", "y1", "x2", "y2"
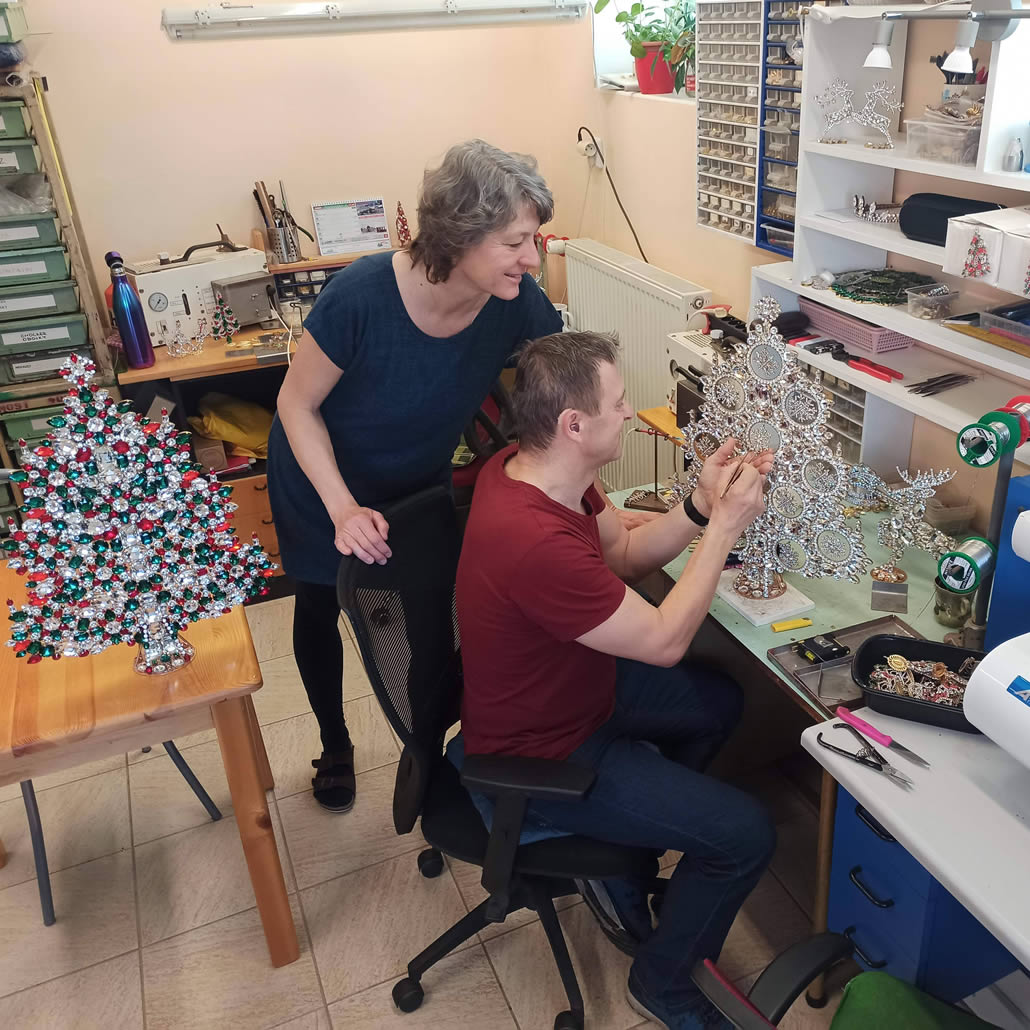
[
  {"x1": 849, "y1": 866, "x2": 894, "y2": 909},
  {"x1": 843, "y1": 926, "x2": 888, "y2": 969},
  {"x1": 855, "y1": 804, "x2": 896, "y2": 843}
]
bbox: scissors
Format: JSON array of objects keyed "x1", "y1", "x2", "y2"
[{"x1": 816, "y1": 722, "x2": 914, "y2": 788}]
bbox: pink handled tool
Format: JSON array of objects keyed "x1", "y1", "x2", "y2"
[{"x1": 837, "y1": 707, "x2": 930, "y2": 768}]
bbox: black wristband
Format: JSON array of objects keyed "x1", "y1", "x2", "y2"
[{"x1": 682, "y1": 491, "x2": 710, "y2": 528}]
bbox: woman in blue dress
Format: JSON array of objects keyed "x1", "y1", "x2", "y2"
[{"x1": 268, "y1": 140, "x2": 563, "y2": 811}]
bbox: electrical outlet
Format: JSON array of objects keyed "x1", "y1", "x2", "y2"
[{"x1": 577, "y1": 135, "x2": 605, "y2": 169}]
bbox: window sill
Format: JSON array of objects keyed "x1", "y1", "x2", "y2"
[{"x1": 597, "y1": 86, "x2": 697, "y2": 105}]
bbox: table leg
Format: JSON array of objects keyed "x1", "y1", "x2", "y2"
[
  {"x1": 805, "y1": 769, "x2": 838, "y2": 1008},
  {"x1": 211, "y1": 695, "x2": 298, "y2": 967},
  {"x1": 244, "y1": 694, "x2": 275, "y2": 792}
]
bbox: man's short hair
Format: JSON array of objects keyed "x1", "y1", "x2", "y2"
[{"x1": 513, "y1": 331, "x2": 621, "y2": 452}]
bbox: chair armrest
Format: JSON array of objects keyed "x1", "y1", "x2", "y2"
[
  {"x1": 461, "y1": 754, "x2": 595, "y2": 923},
  {"x1": 745, "y1": 933, "x2": 854, "y2": 1024},
  {"x1": 461, "y1": 754, "x2": 595, "y2": 802}
]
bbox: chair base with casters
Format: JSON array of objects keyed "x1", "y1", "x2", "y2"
[
  {"x1": 338, "y1": 486, "x2": 671, "y2": 1030},
  {"x1": 692, "y1": 933, "x2": 1001, "y2": 1029},
  {"x1": 21, "y1": 739, "x2": 221, "y2": 926}
]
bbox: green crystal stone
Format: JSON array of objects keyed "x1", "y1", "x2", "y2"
[
  {"x1": 85, "y1": 463, "x2": 98, "y2": 476},
  {"x1": 9, "y1": 470, "x2": 27, "y2": 483},
  {"x1": 57, "y1": 543, "x2": 70, "y2": 553},
  {"x1": 126, "y1": 598, "x2": 139, "y2": 611},
  {"x1": 76, "y1": 423, "x2": 88, "y2": 435},
  {"x1": 117, "y1": 401, "x2": 132, "y2": 413},
  {"x1": 27, "y1": 641, "x2": 39, "y2": 654},
  {"x1": 11, "y1": 629, "x2": 25, "y2": 641},
  {"x1": 116, "y1": 456, "x2": 128, "y2": 469},
  {"x1": 93, "y1": 541, "x2": 108, "y2": 553},
  {"x1": 110, "y1": 540, "x2": 123, "y2": 552},
  {"x1": 47, "y1": 416, "x2": 66, "y2": 429},
  {"x1": 9, "y1": 611, "x2": 27, "y2": 622},
  {"x1": 1, "y1": 540, "x2": 16, "y2": 552}
]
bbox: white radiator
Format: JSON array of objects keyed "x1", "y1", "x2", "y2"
[{"x1": 562, "y1": 239, "x2": 711, "y2": 491}]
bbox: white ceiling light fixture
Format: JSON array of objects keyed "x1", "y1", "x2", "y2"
[
  {"x1": 162, "y1": 1, "x2": 588, "y2": 41},
  {"x1": 863, "y1": 20, "x2": 895, "y2": 69},
  {"x1": 942, "y1": 18, "x2": 980, "y2": 73}
]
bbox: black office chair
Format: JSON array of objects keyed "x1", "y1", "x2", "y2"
[{"x1": 337, "y1": 485, "x2": 663, "y2": 1030}]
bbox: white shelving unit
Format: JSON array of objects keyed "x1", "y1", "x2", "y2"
[
  {"x1": 695, "y1": 0, "x2": 763, "y2": 241},
  {"x1": 748, "y1": 4, "x2": 1030, "y2": 473}
]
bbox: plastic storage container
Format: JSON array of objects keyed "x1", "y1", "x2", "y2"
[
  {"x1": 905, "y1": 119, "x2": 981, "y2": 166},
  {"x1": 851, "y1": 634, "x2": 984, "y2": 733},
  {"x1": 0, "y1": 346, "x2": 79, "y2": 384},
  {"x1": 924, "y1": 497, "x2": 976, "y2": 535},
  {"x1": 905, "y1": 284, "x2": 957, "y2": 320},
  {"x1": 0, "y1": 403, "x2": 64, "y2": 443},
  {"x1": 764, "y1": 224, "x2": 795, "y2": 253},
  {"x1": 763, "y1": 129, "x2": 798, "y2": 163},
  {"x1": 0, "y1": 139, "x2": 39, "y2": 175},
  {"x1": 0, "y1": 211, "x2": 59, "y2": 251},
  {"x1": 0, "y1": 101, "x2": 29, "y2": 140},
  {"x1": 799, "y1": 298, "x2": 915, "y2": 354},
  {"x1": 0, "y1": 3, "x2": 29, "y2": 43},
  {"x1": 0, "y1": 278, "x2": 77, "y2": 321},
  {"x1": 0, "y1": 245, "x2": 69, "y2": 285},
  {"x1": 981, "y1": 310, "x2": 1030, "y2": 343},
  {"x1": 0, "y1": 312, "x2": 87, "y2": 354}
]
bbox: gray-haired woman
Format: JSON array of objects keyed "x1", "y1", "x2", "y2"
[{"x1": 268, "y1": 140, "x2": 562, "y2": 811}]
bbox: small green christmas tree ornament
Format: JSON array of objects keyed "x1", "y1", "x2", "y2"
[{"x1": 211, "y1": 293, "x2": 241, "y2": 344}]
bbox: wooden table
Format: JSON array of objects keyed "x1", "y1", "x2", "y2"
[
  {"x1": 117, "y1": 326, "x2": 296, "y2": 386},
  {"x1": 0, "y1": 566, "x2": 299, "y2": 967}
]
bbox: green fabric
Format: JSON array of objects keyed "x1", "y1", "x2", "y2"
[{"x1": 830, "y1": 972, "x2": 999, "y2": 1030}]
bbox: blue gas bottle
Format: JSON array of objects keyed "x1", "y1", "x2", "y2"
[{"x1": 104, "y1": 250, "x2": 154, "y2": 369}]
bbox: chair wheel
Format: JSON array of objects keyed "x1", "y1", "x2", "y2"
[
  {"x1": 417, "y1": 848, "x2": 444, "y2": 878},
  {"x1": 554, "y1": 1010, "x2": 583, "y2": 1030},
  {"x1": 392, "y1": 977, "x2": 424, "y2": 1012}
]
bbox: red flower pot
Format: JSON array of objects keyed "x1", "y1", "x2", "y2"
[{"x1": 634, "y1": 41, "x2": 675, "y2": 95}]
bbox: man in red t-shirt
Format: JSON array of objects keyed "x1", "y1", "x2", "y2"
[{"x1": 456, "y1": 331, "x2": 777, "y2": 1030}]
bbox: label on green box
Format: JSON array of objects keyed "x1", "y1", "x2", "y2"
[
  {"x1": 11, "y1": 354, "x2": 66, "y2": 377},
  {"x1": 0, "y1": 259, "x2": 46, "y2": 278},
  {"x1": 0, "y1": 152, "x2": 18, "y2": 169},
  {"x1": 0, "y1": 293, "x2": 54, "y2": 313},
  {"x1": 2, "y1": 325, "x2": 69, "y2": 347},
  {"x1": 0, "y1": 225, "x2": 38, "y2": 242}
]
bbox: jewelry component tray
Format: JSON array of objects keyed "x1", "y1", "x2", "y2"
[{"x1": 767, "y1": 615, "x2": 922, "y2": 708}]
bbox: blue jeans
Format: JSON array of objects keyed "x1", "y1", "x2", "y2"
[{"x1": 527, "y1": 657, "x2": 777, "y2": 1015}]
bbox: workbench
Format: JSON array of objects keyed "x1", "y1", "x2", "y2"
[{"x1": 609, "y1": 482, "x2": 948, "y2": 1004}]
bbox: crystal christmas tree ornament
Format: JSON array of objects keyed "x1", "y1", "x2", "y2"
[
  {"x1": 211, "y1": 294, "x2": 241, "y2": 344},
  {"x1": 672, "y1": 297, "x2": 872, "y2": 599},
  {"x1": 4, "y1": 354, "x2": 276, "y2": 675}
]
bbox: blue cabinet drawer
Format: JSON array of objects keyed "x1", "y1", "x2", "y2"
[
  {"x1": 829, "y1": 855, "x2": 929, "y2": 964},
  {"x1": 832, "y1": 787, "x2": 931, "y2": 898}
]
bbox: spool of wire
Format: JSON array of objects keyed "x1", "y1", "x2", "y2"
[{"x1": 938, "y1": 536, "x2": 996, "y2": 595}]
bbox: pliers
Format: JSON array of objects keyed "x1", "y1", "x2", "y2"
[
  {"x1": 816, "y1": 722, "x2": 914, "y2": 788},
  {"x1": 829, "y1": 344, "x2": 903, "y2": 383}
]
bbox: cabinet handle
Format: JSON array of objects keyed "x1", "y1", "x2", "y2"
[
  {"x1": 843, "y1": 927, "x2": 887, "y2": 969},
  {"x1": 261, "y1": 518, "x2": 274, "y2": 525},
  {"x1": 855, "y1": 804, "x2": 896, "y2": 843},
  {"x1": 848, "y1": 866, "x2": 894, "y2": 909},
  {"x1": 254, "y1": 483, "x2": 268, "y2": 492}
]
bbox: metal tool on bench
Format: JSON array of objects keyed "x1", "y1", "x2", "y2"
[
  {"x1": 837, "y1": 707, "x2": 931, "y2": 768},
  {"x1": 827, "y1": 342, "x2": 904, "y2": 383},
  {"x1": 816, "y1": 721, "x2": 915, "y2": 788}
]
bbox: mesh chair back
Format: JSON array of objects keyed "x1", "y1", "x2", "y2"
[{"x1": 337, "y1": 486, "x2": 462, "y2": 831}]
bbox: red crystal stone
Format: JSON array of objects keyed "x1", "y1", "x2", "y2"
[
  {"x1": 36, "y1": 446, "x2": 54, "y2": 458},
  {"x1": 102, "y1": 528, "x2": 117, "y2": 541}
]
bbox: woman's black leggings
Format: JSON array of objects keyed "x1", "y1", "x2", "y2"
[{"x1": 292, "y1": 580, "x2": 351, "y2": 754}]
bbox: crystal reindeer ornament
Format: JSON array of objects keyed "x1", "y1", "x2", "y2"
[
  {"x1": 674, "y1": 298, "x2": 871, "y2": 600},
  {"x1": 870, "y1": 467, "x2": 956, "y2": 583}
]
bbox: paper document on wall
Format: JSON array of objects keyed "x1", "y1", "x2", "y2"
[{"x1": 311, "y1": 198, "x2": 392, "y2": 256}]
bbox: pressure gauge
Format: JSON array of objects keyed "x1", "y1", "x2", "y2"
[{"x1": 147, "y1": 292, "x2": 169, "y2": 312}]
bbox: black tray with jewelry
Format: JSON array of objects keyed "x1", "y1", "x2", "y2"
[{"x1": 851, "y1": 634, "x2": 984, "y2": 734}]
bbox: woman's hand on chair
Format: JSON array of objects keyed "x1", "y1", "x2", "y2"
[{"x1": 333, "y1": 504, "x2": 392, "y2": 565}]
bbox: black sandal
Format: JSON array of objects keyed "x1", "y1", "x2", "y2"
[{"x1": 311, "y1": 746, "x2": 356, "y2": 812}]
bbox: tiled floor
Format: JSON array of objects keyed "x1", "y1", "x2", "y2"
[{"x1": 0, "y1": 595, "x2": 850, "y2": 1030}]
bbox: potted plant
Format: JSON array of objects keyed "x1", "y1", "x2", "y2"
[{"x1": 595, "y1": 1, "x2": 696, "y2": 95}]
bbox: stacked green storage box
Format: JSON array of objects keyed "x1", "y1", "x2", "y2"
[
  {"x1": 0, "y1": 312, "x2": 87, "y2": 354},
  {"x1": 0, "y1": 211, "x2": 59, "y2": 250},
  {"x1": 0, "y1": 246, "x2": 69, "y2": 284},
  {"x1": 0, "y1": 139, "x2": 39, "y2": 175},
  {"x1": 0, "y1": 101, "x2": 29, "y2": 140},
  {"x1": 0, "y1": 3, "x2": 27, "y2": 43},
  {"x1": 0, "y1": 279, "x2": 77, "y2": 321},
  {"x1": 1, "y1": 403, "x2": 63, "y2": 442}
]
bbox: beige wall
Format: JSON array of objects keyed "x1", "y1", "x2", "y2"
[{"x1": 30, "y1": 2, "x2": 774, "y2": 311}]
